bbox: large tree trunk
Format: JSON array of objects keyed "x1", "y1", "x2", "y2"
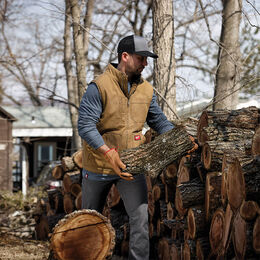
[
  {"x1": 69, "y1": 0, "x2": 87, "y2": 102},
  {"x1": 152, "y1": 0, "x2": 176, "y2": 120},
  {"x1": 64, "y1": 0, "x2": 81, "y2": 151},
  {"x1": 213, "y1": 0, "x2": 242, "y2": 110}
]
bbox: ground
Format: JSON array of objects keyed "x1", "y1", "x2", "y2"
[{"x1": 0, "y1": 233, "x2": 49, "y2": 260}]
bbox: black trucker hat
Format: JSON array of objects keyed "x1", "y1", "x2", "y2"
[{"x1": 117, "y1": 35, "x2": 158, "y2": 58}]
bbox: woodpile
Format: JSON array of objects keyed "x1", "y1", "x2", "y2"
[
  {"x1": 0, "y1": 209, "x2": 36, "y2": 239},
  {"x1": 35, "y1": 106, "x2": 260, "y2": 259}
]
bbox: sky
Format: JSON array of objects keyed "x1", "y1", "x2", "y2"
[{"x1": 2, "y1": 0, "x2": 260, "y2": 108}]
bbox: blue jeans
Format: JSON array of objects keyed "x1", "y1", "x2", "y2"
[{"x1": 82, "y1": 173, "x2": 149, "y2": 260}]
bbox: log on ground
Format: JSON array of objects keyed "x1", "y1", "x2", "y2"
[{"x1": 50, "y1": 209, "x2": 115, "y2": 260}]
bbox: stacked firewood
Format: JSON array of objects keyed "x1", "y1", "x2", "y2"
[
  {"x1": 35, "y1": 106, "x2": 260, "y2": 259},
  {"x1": 34, "y1": 149, "x2": 83, "y2": 240},
  {"x1": 148, "y1": 106, "x2": 260, "y2": 259}
]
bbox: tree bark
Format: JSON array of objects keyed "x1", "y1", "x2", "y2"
[
  {"x1": 175, "y1": 177, "x2": 204, "y2": 217},
  {"x1": 69, "y1": 0, "x2": 87, "y2": 101},
  {"x1": 213, "y1": 0, "x2": 242, "y2": 110},
  {"x1": 201, "y1": 140, "x2": 253, "y2": 171},
  {"x1": 64, "y1": 0, "x2": 81, "y2": 151},
  {"x1": 152, "y1": 0, "x2": 176, "y2": 120},
  {"x1": 197, "y1": 107, "x2": 259, "y2": 145},
  {"x1": 120, "y1": 126, "x2": 194, "y2": 178}
]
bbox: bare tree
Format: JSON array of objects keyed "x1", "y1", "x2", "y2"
[
  {"x1": 64, "y1": 0, "x2": 81, "y2": 151},
  {"x1": 213, "y1": 0, "x2": 242, "y2": 110},
  {"x1": 0, "y1": 0, "x2": 64, "y2": 106},
  {"x1": 152, "y1": 0, "x2": 176, "y2": 120}
]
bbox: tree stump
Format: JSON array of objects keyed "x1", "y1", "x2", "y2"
[{"x1": 50, "y1": 209, "x2": 115, "y2": 260}]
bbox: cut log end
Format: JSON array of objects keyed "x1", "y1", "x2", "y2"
[
  {"x1": 209, "y1": 208, "x2": 225, "y2": 255},
  {"x1": 201, "y1": 143, "x2": 211, "y2": 170},
  {"x1": 197, "y1": 111, "x2": 209, "y2": 146},
  {"x1": 50, "y1": 209, "x2": 115, "y2": 260},
  {"x1": 232, "y1": 211, "x2": 247, "y2": 259},
  {"x1": 240, "y1": 200, "x2": 259, "y2": 221},
  {"x1": 226, "y1": 158, "x2": 245, "y2": 212}
]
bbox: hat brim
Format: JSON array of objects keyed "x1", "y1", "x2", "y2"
[{"x1": 134, "y1": 51, "x2": 158, "y2": 59}]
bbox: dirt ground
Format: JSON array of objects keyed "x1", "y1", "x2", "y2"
[{"x1": 0, "y1": 233, "x2": 50, "y2": 260}]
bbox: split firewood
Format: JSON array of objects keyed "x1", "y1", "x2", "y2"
[
  {"x1": 120, "y1": 126, "x2": 196, "y2": 178},
  {"x1": 50, "y1": 209, "x2": 115, "y2": 260}
]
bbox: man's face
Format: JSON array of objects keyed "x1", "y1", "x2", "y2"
[{"x1": 125, "y1": 54, "x2": 148, "y2": 77}]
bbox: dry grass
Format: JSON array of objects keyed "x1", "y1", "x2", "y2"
[{"x1": 0, "y1": 233, "x2": 49, "y2": 260}]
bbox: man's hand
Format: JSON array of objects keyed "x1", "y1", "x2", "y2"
[
  {"x1": 187, "y1": 136, "x2": 199, "y2": 155},
  {"x1": 104, "y1": 148, "x2": 134, "y2": 181}
]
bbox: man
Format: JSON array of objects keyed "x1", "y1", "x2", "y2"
[{"x1": 78, "y1": 35, "x2": 174, "y2": 259}]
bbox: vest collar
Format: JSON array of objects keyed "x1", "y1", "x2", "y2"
[{"x1": 106, "y1": 63, "x2": 144, "y2": 98}]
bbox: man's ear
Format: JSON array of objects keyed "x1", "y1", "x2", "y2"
[{"x1": 121, "y1": 52, "x2": 129, "y2": 62}]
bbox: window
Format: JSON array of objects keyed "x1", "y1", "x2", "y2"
[{"x1": 34, "y1": 142, "x2": 56, "y2": 177}]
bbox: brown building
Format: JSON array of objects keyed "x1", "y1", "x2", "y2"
[
  {"x1": 0, "y1": 106, "x2": 16, "y2": 191},
  {"x1": 3, "y1": 106, "x2": 72, "y2": 193}
]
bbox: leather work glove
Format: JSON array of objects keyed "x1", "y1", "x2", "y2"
[
  {"x1": 104, "y1": 148, "x2": 134, "y2": 181},
  {"x1": 186, "y1": 136, "x2": 199, "y2": 157}
]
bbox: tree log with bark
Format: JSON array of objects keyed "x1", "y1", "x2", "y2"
[
  {"x1": 50, "y1": 209, "x2": 115, "y2": 260},
  {"x1": 120, "y1": 126, "x2": 195, "y2": 178}
]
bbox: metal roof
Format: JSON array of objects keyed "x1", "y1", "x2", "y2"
[
  {"x1": 0, "y1": 106, "x2": 17, "y2": 121},
  {"x1": 3, "y1": 106, "x2": 73, "y2": 137},
  {"x1": 3, "y1": 106, "x2": 72, "y2": 128}
]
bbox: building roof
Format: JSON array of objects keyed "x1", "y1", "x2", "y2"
[
  {"x1": 0, "y1": 106, "x2": 17, "y2": 121},
  {"x1": 3, "y1": 106, "x2": 72, "y2": 137}
]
